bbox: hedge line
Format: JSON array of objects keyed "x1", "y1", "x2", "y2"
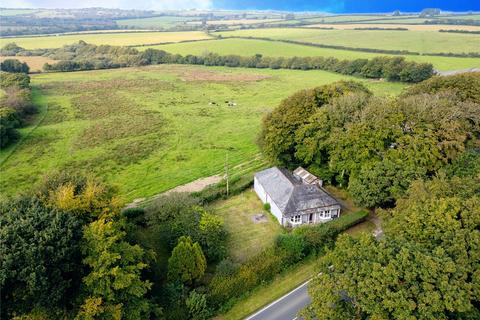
[
  {"x1": 221, "y1": 35, "x2": 480, "y2": 58},
  {"x1": 207, "y1": 210, "x2": 369, "y2": 310}
]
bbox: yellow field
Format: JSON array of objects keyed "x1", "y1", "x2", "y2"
[
  {"x1": 0, "y1": 56, "x2": 56, "y2": 72},
  {"x1": 305, "y1": 23, "x2": 480, "y2": 31},
  {"x1": 0, "y1": 31, "x2": 212, "y2": 49}
]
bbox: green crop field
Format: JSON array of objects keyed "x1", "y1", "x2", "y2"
[
  {"x1": 444, "y1": 14, "x2": 480, "y2": 20},
  {"x1": 0, "y1": 64, "x2": 405, "y2": 202},
  {"x1": 216, "y1": 28, "x2": 480, "y2": 54},
  {"x1": 116, "y1": 16, "x2": 201, "y2": 28},
  {"x1": 302, "y1": 15, "x2": 397, "y2": 23},
  {"x1": 0, "y1": 31, "x2": 212, "y2": 49},
  {"x1": 143, "y1": 38, "x2": 480, "y2": 71},
  {"x1": 0, "y1": 8, "x2": 39, "y2": 16}
]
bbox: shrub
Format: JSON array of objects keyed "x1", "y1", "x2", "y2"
[
  {"x1": 263, "y1": 202, "x2": 271, "y2": 211},
  {"x1": 0, "y1": 108, "x2": 20, "y2": 148},
  {"x1": 276, "y1": 233, "x2": 306, "y2": 262},
  {"x1": 186, "y1": 290, "x2": 210, "y2": 320},
  {"x1": 208, "y1": 248, "x2": 290, "y2": 308},
  {"x1": 192, "y1": 175, "x2": 253, "y2": 203},
  {"x1": 215, "y1": 258, "x2": 239, "y2": 276},
  {"x1": 0, "y1": 59, "x2": 29, "y2": 73},
  {"x1": 122, "y1": 207, "x2": 146, "y2": 226},
  {"x1": 0, "y1": 71, "x2": 30, "y2": 89}
]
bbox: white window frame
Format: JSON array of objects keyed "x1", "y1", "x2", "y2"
[
  {"x1": 290, "y1": 214, "x2": 301, "y2": 224},
  {"x1": 324, "y1": 210, "x2": 331, "y2": 218}
]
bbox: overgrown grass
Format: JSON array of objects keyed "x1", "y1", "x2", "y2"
[
  {"x1": 0, "y1": 64, "x2": 405, "y2": 202},
  {"x1": 0, "y1": 31, "x2": 212, "y2": 49},
  {"x1": 210, "y1": 188, "x2": 282, "y2": 262},
  {"x1": 151, "y1": 38, "x2": 480, "y2": 71},
  {"x1": 216, "y1": 28, "x2": 480, "y2": 54}
]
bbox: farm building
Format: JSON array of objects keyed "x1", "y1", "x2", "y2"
[{"x1": 254, "y1": 167, "x2": 341, "y2": 227}]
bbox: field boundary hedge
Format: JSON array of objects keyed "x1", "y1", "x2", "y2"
[
  {"x1": 34, "y1": 41, "x2": 434, "y2": 83},
  {"x1": 208, "y1": 209, "x2": 369, "y2": 312},
  {"x1": 216, "y1": 34, "x2": 480, "y2": 58}
]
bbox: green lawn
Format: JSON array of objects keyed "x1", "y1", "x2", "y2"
[
  {"x1": 216, "y1": 28, "x2": 480, "y2": 54},
  {"x1": 0, "y1": 31, "x2": 212, "y2": 49},
  {"x1": 148, "y1": 38, "x2": 480, "y2": 71},
  {"x1": 210, "y1": 188, "x2": 283, "y2": 262},
  {"x1": 0, "y1": 64, "x2": 405, "y2": 202}
]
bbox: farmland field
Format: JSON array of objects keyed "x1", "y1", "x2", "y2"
[
  {"x1": 0, "y1": 64, "x2": 405, "y2": 201},
  {"x1": 301, "y1": 15, "x2": 402, "y2": 23},
  {"x1": 143, "y1": 38, "x2": 480, "y2": 71},
  {"x1": 304, "y1": 23, "x2": 480, "y2": 31},
  {"x1": 116, "y1": 16, "x2": 202, "y2": 28},
  {"x1": 0, "y1": 56, "x2": 56, "y2": 72},
  {"x1": 216, "y1": 28, "x2": 480, "y2": 54},
  {"x1": 0, "y1": 31, "x2": 212, "y2": 49},
  {"x1": 0, "y1": 8, "x2": 39, "y2": 16}
]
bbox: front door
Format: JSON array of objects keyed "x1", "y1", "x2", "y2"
[{"x1": 309, "y1": 213, "x2": 313, "y2": 223}]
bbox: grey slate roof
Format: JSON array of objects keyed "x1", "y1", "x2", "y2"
[{"x1": 255, "y1": 167, "x2": 339, "y2": 215}]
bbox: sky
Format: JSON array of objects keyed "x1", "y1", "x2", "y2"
[{"x1": 1, "y1": 0, "x2": 479, "y2": 12}]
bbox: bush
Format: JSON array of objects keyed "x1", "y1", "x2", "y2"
[
  {"x1": 192, "y1": 175, "x2": 253, "y2": 203},
  {"x1": 294, "y1": 210, "x2": 369, "y2": 255},
  {"x1": 186, "y1": 290, "x2": 210, "y2": 320},
  {"x1": 0, "y1": 71, "x2": 30, "y2": 89},
  {"x1": 208, "y1": 248, "x2": 290, "y2": 308},
  {"x1": 0, "y1": 108, "x2": 20, "y2": 148},
  {"x1": 276, "y1": 233, "x2": 306, "y2": 262},
  {"x1": 122, "y1": 207, "x2": 146, "y2": 226},
  {"x1": 263, "y1": 202, "x2": 271, "y2": 211},
  {"x1": 0, "y1": 59, "x2": 29, "y2": 73}
]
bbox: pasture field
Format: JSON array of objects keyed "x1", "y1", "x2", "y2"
[
  {"x1": 116, "y1": 16, "x2": 201, "y2": 28},
  {"x1": 0, "y1": 56, "x2": 56, "y2": 72},
  {"x1": 351, "y1": 18, "x2": 433, "y2": 24},
  {"x1": 216, "y1": 28, "x2": 480, "y2": 54},
  {"x1": 0, "y1": 8, "x2": 39, "y2": 16},
  {"x1": 189, "y1": 18, "x2": 282, "y2": 25},
  {"x1": 304, "y1": 23, "x2": 480, "y2": 31},
  {"x1": 301, "y1": 15, "x2": 401, "y2": 23},
  {"x1": 445, "y1": 14, "x2": 480, "y2": 20},
  {"x1": 0, "y1": 31, "x2": 212, "y2": 49},
  {"x1": 0, "y1": 64, "x2": 405, "y2": 201},
  {"x1": 144, "y1": 38, "x2": 480, "y2": 71}
]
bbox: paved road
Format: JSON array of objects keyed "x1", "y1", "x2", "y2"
[{"x1": 245, "y1": 281, "x2": 311, "y2": 320}]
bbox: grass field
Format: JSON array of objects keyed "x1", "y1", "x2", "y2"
[
  {"x1": 301, "y1": 15, "x2": 398, "y2": 23},
  {"x1": 145, "y1": 38, "x2": 480, "y2": 71},
  {"x1": 305, "y1": 23, "x2": 480, "y2": 31},
  {"x1": 0, "y1": 56, "x2": 56, "y2": 72},
  {"x1": 216, "y1": 28, "x2": 480, "y2": 54},
  {"x1": 210, "y1": 189, "x2": 283, "y2": 262},
  {"x1": 116, "y1": 16, "x2": 201, "y2": 28},
  {"x1": 0, "y1": 8, "x2": 39, "y2": 16},
  {"x1": 0, "y1": 31, "x2": 212, "y2": 49},
  {"x1": 0, "y1": 64, "x2": 405, "y2": 201}
]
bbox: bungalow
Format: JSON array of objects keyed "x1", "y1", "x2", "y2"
[{"x1": 254, "y1": 167, "x2": 341, "y2": 227}]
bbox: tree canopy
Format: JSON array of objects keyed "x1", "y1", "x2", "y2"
[
  {"x1": 0, "y1": 197, "x2": 83, "y2": 318},
  {"x1": 305, "y1": 175, "x2": 480, "y2": 319},
  {"x1": 260, "y1": 74, "x2": 480, "y2": 207},
  {"x1": 167, "y1": 236, "x2": 207, "y2": 285}
]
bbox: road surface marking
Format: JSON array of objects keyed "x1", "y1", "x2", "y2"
[{"x1": 245, "y1": 280, "x2": 311, "y2": 320}]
